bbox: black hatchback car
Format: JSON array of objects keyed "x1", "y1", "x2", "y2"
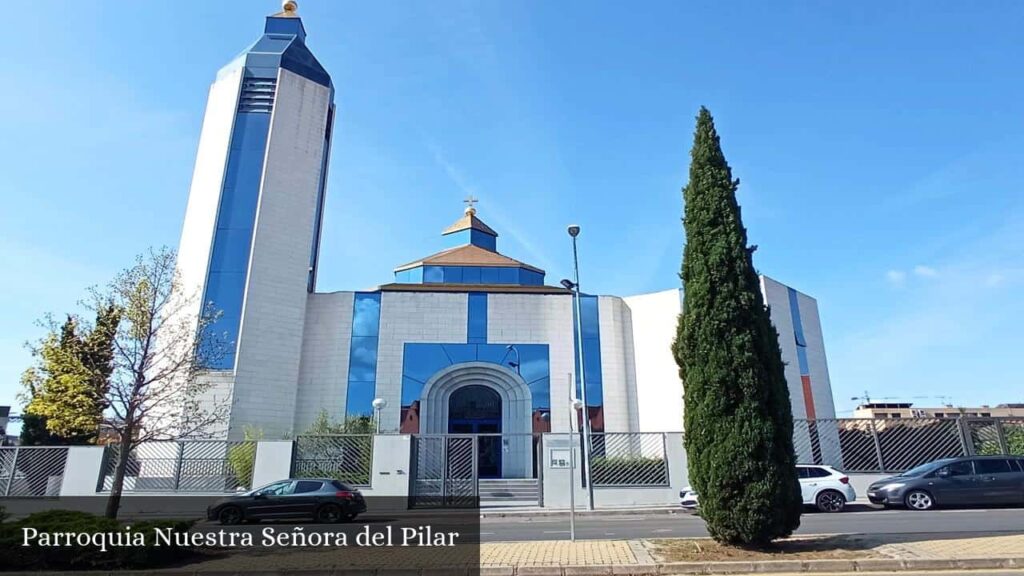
[
  {"x1": 207, "y1": 478, "x2": 367, "y2": 525},
  {"x1": 867, "y1": 456, "x2": 1024, "y2": 510}
]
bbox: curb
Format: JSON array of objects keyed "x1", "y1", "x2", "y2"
[{"x1": 13, "y1": 557, "x2": 1024, "y2": 575}]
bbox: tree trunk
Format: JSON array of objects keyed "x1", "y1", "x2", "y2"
[{"x1": 104, "y1": 436, "x2": 133, "y2": 519}]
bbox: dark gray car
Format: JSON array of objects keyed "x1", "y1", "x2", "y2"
[
  {"x1": 207, "y1": 478, "x2": 367, "y2": 524},
  {"x1": 867, "y1": 456, "x2": 1024, "y2": 510}
]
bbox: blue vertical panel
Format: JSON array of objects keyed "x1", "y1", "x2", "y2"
[
  {"x1": 199, "y1": 109, "x2": 272, "y2": 370},
  {"x1": 467, "y1": 293, "x2": 488, "y2": 344},
  {"x1": 469, "y1": 230, "x2": 497, "y2": 251},
  {"x1": 443, "y1": 266, "x2": 464, "y2": 283},
  {"x1": 572, "y1": 294, "x2": 605, "y2": 431},
  {"x1": 462, "y1": 266, "x2": 482, "y2": 284},
  {"x1": 480, "y1": 267, "x2": 500, "y2": 284},
  {"x1": 346, "y1": 293, "x2": 382, "y2": 418}
]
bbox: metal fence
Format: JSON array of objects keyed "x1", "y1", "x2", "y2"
[
  {"x1": 588, "y1": 432, "x2": 669, "y2": 487},
  {"x1": 793, "y1": 417, "x2": 1024, "y2": 473},
  {"x1": 0, "y1": 446, "x2": 69, "y2": 497},
  {"x1": 102, "y1": 441, "x2": 256, "y2": 493},
  {"x1": 291, "y1": 435, "x2": 373, "y2": 487}
]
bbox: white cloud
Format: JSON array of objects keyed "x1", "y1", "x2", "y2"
[
  {"x1": 913, "y1": 265, "x2": 939, "y2": 278},
  {"x1": 885, "y1": 269, "x2": 907, "y2": 286}
]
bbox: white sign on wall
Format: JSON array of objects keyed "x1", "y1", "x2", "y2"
[{"x1": 549, "y1": 448, "x2": 571, "y2": 469}]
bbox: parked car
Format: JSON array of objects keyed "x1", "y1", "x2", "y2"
[
  {"x1": 867, "y1": 456, "x2": 1024, "y2": 510},
  {"x1": 207, "y1": 478, "x2": 366, "y2": 525},
  {"x1": 678, "y1": 464, "x2": 856, "y2": 513}
]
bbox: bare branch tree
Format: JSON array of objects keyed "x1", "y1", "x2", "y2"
[{"x1": 87, "y1": 247, "x2": 229, "y2": 518}]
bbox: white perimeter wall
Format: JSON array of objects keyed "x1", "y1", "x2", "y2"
[{"x1": 231, "y1": 68, "x2": 332, "y2": 439}]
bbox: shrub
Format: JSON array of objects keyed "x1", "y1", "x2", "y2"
[{"x1": 0, "y1": 509, "x2": 195, "y2": 571}]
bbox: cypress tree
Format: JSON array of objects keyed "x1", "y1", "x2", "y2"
[{"x1": 673, "y1": 108, "x2": 802, "y2": 545}]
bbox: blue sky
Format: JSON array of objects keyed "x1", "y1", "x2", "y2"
[{"x1": 1, "y1": 1, "x2": 1022, "y2": 422}]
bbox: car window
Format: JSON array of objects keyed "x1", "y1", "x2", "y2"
[
  {"x1": 796, "y1": 468, "x2": 808, "y2": 479},
  {"x1": 295, "y1": 481, "x2": 323, "y2": 494},
  {"x1": 937, "y1": 461, "x2": 973, "y2": 477},
  {"x1": 1016, "y1": 460, "x2": 1024, "y2": 472},
  {"x1": 804, "y1": 467, "x2": 831, "y2": 478},
  {"x1": 975, "y1": 459, "x2": 1013, "y2": 475},
  {"x1": 903, "y1": 459, "x2": 953, "y2": 477},
  {"x1": 260, "y1": 481, "x2": 295, "y2": 496}
]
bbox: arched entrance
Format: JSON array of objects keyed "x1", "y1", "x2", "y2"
[
  {"x1": 448, "y1": 385, "x2": 502, "y2": 477},
  {"x1": 419, "y1": 362, "x2": 533, "y2": 478}
]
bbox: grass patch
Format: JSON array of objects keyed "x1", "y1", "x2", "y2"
[{"x1": 649, "y1": 535, "x2": 880, "y2": 562}]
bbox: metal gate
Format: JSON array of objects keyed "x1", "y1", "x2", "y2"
[{"x1": 409, "y1": 435, "x2": 478, "y2": 508}]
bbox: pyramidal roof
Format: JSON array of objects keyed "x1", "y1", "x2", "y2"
[
  {"x1": 442, "y1": 210, "x2": 498, "y2": 237},
  {"x1": 395, "y1": 244, "x2": 542, "y2": 274}
]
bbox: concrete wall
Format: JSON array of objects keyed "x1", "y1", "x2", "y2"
[
  {"x1": 295, "y1": 292, "x2": 356, "y2": 431},
  {"x1": 231, "y1": 68, "x2": 333, "y2": 439},
  {"x1": 488, "y1": 294, "x2": 576, "y2": 432},
  {"x1": 59, "y1": 447, "x2": 106, "y2": 496},
  {"x1": 598, "y1": 297, "x2": 641, "y2": 432},
  {"x1": 251, "y1": 441, "x2": 294, "y2": 489},
  {"x1": 376, "y1": 292, "x2": 469, "y2": 430}
]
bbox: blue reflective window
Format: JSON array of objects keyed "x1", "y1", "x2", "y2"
[
  {"x1": 480, "y1": 267, "x2": 500, "y2": 284},
  {"x1": 470, "y1": 230, "x2": 497, "y2": 251},
  {"x1": 348, "y1": 336, "x2": 379, "y2": 381},
  {"x1": 462, "y1": 266, "x2": 482, "y2": 284},
  {"x1": 352, "y1": 293, "x2": 381, "y2": 336},
  {"x1": 346, "y1": 293, "x2": 382, "y2": 417},
  {"x1": 401, "y1": 343, "x2": 551, "y2": 416},
  {"x1": 572, "y1": 294, "x2": 605, "y2": 423},
  {"x1": 521, "y1": 270, "x2": 544, "y2": 286},
  {"x1": 199, "y1": 110, "x2": 271, "y2": 370},
  {"x1": 443, "y1": 266, "x2": 464, "y2": 283},
  {"x1": 395, "y1": 270, "x2": 410, "y2": 283},
  {"x1": 345, "y1": 383, "x2": 375, "y2": 418},
  {"x1": 498, "y1": 267, "x2": 518, "y2": 284},
  {"x1": 468, "y1": 293, "x2": 487, "y2": 344},
  {"x1": 423, "y1": 266, "x2": 444, "y2": 283}
]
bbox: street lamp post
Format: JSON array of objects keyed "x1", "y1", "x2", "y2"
[
  {"x1": 569, "y1": 394, "x2": 583, "y2": 542},
  {"x1": 563, "y1": 223, "x2": 594, "y2": 511},
  {"x1": 371, "y1": 398, "x2": 388, "y2": 434}
]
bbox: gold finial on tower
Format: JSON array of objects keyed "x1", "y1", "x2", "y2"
[
  {"x1": 278, "y1": 0, "x2": 299, "y2": 17},
  {"x1": 463, "y1": 194, "x2": 479, "y2": 216}
]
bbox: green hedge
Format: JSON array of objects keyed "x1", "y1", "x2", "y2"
[{"x1": 0, "y1": 510, "x2": 196, "y2": 571}]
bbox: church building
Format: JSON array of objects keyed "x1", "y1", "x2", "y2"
[{"x1": 174, "y1": 3, "x2": 838, "y2": 478}]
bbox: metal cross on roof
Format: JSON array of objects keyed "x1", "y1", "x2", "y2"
[{"x1": 463, "y1": 195, "x2": 478, "y2": 213}]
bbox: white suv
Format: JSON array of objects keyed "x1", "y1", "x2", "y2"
[{"x1": 679, "y1": 464, "x2": 857, "y2": 513}]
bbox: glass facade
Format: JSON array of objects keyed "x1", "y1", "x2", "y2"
[
  {"x1": 400, "y1": 343, "x2": 551, "y2": 432},
  {"x1": 445, "y1": 229, "x2": 497, "y2": 251},
  {"x1": 345, "y1": 293, "x2": 382, "y2": 417},
  {"x1": 467, "y1": 293, "x2": 487, "y2": 344},
  {"x1": 573, "y1": 293, "x2": 605, "y2": 431},
  {"x1": 395, "y1": 265, "x2": 544, "y2": 286},
  {"x1": 200, "y1": 107, "x2": 273, "y2": 370}
]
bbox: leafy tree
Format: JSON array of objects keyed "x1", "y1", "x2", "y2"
[
  {"x1": 20, "y1": 307, "x2": 120, "y2": 445},
  {"x1": 227, "y1": 426, "x2": 263, "y2": 490},
  {"x1": 92, "y1": 247, "x2": 229, "y2": 518},
  {"x1": 673, "y1": 107, "x2": 802, "y2": 545}
]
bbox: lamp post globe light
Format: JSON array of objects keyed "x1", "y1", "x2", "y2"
[
  {"x1": 371, "y1": 398, "x2": 387, "y2": 434},
  {"x1": 565, "y1": 223, "x2": 594, "y2": 510}
]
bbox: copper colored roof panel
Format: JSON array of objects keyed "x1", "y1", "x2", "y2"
[{"x1": 394, "y1": 244, "x2": 543, "y2": 274}]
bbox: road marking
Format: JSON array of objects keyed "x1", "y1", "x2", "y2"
[
  {"x1": 604, "y1": 532, "x2": 616, "y2": 536},
  {"x1": 543, "y1": 530, "x2": 570, "y2": 534},
  {"x1": 652, "y1": 528, "x2": 673, "y2": 533},
  {"x1": 481, "y1": 532, "x2": 494, "y2": 535}
]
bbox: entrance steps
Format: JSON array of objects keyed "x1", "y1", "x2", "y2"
[{"x1": 478, "y1": 478, "x2": 539, "y2": 505}]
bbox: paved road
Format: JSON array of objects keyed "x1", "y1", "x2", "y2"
[
  {"x1": 477, "y1": 507, "x2": 1024, "y2": 542},
  {"x1": 197, "y1": 506, "x2": 1024, "y2": 543}
]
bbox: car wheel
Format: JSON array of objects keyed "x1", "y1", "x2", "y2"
[
  {"x1": 905, "y1": 489, "x2": 935, "y2": 511},
  {"x1": 815, "y1": 490, "x2": 846, "y2": 513},
  {"x1": 218, "y1": 506, "x2": 243, "y2": 526},
  {"x1": 316, "y1": 503, "x2": 344, "y2": 524}
]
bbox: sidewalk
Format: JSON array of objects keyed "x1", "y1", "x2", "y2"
[{"x1": 150, "y1": 532, "x2": 1024, "y2": 574}]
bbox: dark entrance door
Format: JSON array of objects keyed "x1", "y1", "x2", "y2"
[{"x1": 448, "y1": 385, "x2": 502, "y2": 478}]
